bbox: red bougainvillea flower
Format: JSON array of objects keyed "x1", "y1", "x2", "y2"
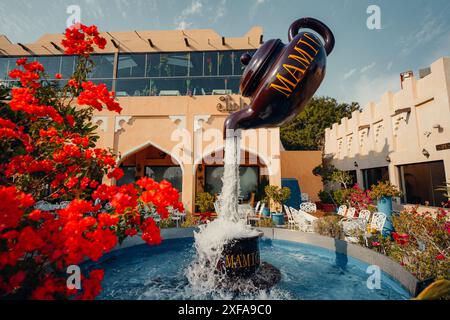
[
  {"x1": 55, "y1": 73, "x2": 63, "y2": 79},
  {"x1": 61, "y1": 24, "x2": 107, "y2": 56},
  {"x1": 435, "y1": 254, "x2": 446, "y2": 261},
  {"x1": 392, "y1": 232, "x2": 409, "y2": 245},
  {"x1": 371, "y1": 241, "x2": 380, "y2": 247},
  {"x1": 0, "y1": 186, "x2": 35, "y2": 232},
  {"x1": 77, "y1": 81, "x2": 122, "y2": 113}
]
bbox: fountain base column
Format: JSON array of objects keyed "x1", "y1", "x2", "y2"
[{"x1": 217, "y1": 232, "x2": 281, "y2": 291}]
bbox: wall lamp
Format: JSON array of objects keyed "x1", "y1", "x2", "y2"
[
  {"x1": 422, "y1": 149, "x2": 430, "y2": 158},
  {"x1": 353, "y1": 161, "x2": 359, "y2": 168},
  {"x1": 386, "y1": 156, "x2": 391, "y2": 163}
]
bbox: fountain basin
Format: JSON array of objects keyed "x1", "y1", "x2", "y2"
[{"x1": 83, "y1": 228, "x2": 417, "y2": 300}]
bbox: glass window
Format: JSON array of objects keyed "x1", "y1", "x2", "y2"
[
  {"x1": 191, "y1": 77, "x2": 228, "y2": 95},
  {"x1": 145, "y1": 166, "x2": 182, "y2": 192},
  {"x1": 35, "y1": 56, "x2": 61, "y2": 78},
  {"x1": 158, "y1": 53, "x2": 189, "y2": 77},
  {"x1": 363, "y1": 167, "x2": 389, "y2": 190},
  {"x1": 0, "y1": 58, "x2": 9, "y2": 80},
  {"x1": 189, "y1": 52, "x2": 203, "y2": 76},
  {"x1": 399, "y1": 161, "x2": 447, "y2": 207},
  {"x1": 146, "y1": 53, "x2": 160, "y2": 77},
  {"x1": 204, "y1": 51, "x2": 218, "y2": 76},
  {"x1": 153, "y1": 78, "x2": 187, "y2": 96},
  {"x1": 89, "y1": 55, "x2": 114, "y2": 79},
  {"x1": 60, "y1": 56, "x2": 76, "y2": 79},
  {"x1": 116, "y1": 78, "x2": 155, "y2": 96},
  {"x1": 118, "y1": 54, "x2": 145, "y2": 78},
  {"x1": 117, "y1": 166, "x2": 137, "y2": 186},
  {"x1": 233, "y1": 50, "x2": 255, "y2": 75},
  {"x1": 205, "y1": 166, "x2": 259, "y2": 200},
  {"x1": 218, "y1": 51, "x2": 233, "y2": 75}
]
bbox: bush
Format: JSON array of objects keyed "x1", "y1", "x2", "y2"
[
  {"x1": 195, "y1": 192, "x2": 215, "y2": 213},
  {"x1": 387, "y1": 208, "x2": 450, "y2": 281},
  {"x1": 313, "y1": 216, "x2": 343, "y2": 239},
  {"x1": 318, "y1": 190, "x2": 334, "y2": 204},
  {"x1": 369, "y1": 181, "x2": 402, "y2": 200},
  {"x1": 264, "y1": 185, "x2": 291, "y2": 212}
]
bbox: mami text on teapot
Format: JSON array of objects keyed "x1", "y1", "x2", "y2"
[{"x1": 270, "y1": 33, "x2": 321, "y2": 98}]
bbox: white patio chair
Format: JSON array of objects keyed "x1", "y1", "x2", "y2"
[
  {"x1": 284, "y1": 205, "x2": 296, "y2": 229},
  {"x1": 358, "y1": 209, "x2": 371, "y2": 223},
  {"x1": 368, "y1": 212, "x2": 387, "y2": 234},
  {"x1": 259, "y1": 203, "x2": 266, "y2": 216},
  {"x1": 345, "y1": 207, "x2": 357, "y2": 219},
  {"x1": 300, "y1": 202, "x2": 317, "y2": 214},
  {"x1": 290, "y1": 207, "x2": 315, "y2": 232},
  {"x1": 337, "y1": 205, "x2": 347, "y2": 216},
  {"x1": 342, "y1": 218, "x2": 367, "y2": 244},
  {"x1": 254, "y1": 201, "x2": 261, "y2": 215}
]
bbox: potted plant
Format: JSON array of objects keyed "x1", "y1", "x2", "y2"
[
  {"x1": 264, "y1": 185, "x2": 291, "y2": 226},
  {"x1": 195, "y1": 192, "x2": 216, "y2": 222},
  {"x1": 369, "y1": 181, "x2": 402, "y2": 236},
  {"x1": 318, "y1": 190, "x2": 337, "y2": 213}
]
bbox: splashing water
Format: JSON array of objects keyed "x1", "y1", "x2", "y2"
[{"x1": 186, "y1": 133, "x2": 260, "y2": 298}]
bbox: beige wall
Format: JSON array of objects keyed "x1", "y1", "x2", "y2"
[
  {"x1": 280, "y1": 151, "x2": 323, "y2": 202},
  {"x1": 324, "y1": 57, "x2": 450, "y2": 199},
  {"x1": 92, "y1": 94, "x2": 282, "y2": 213}
]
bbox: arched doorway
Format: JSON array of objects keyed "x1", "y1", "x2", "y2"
[
  {"x1": 118, "y1": 144, "x2": 183, "y2": 194},
  {"x1": 195, "y1": 149, "x2": 269, "y2": 205}
]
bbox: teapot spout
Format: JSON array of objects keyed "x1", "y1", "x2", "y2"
[{"x1": 223, "y1": 107, "x2": 254, "y2": 139}]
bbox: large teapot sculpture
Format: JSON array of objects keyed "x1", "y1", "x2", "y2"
[{"x1": 224, "y1": 17, "x2": 335, "y2": 137}]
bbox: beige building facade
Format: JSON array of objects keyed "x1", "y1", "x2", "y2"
[
  {"x1": 324, "y1": 57, "x2": 450, "y2": 207},
  {"x1": 0, "y1": 27, "x2": 322, "y2": 213}
]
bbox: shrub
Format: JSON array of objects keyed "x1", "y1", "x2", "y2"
[
  {"x1": 313, "y1": 216, "x2": 343, "y2": 239},
  {"x1": 318, "y1": 190, "x2": 334, "y2": 204},
  {"x1": 387, "y1": 208, "x2": 450, "y2": 281},
  {"x1": 195, "y1": 192, "x2": 215, "y2": 213},
  {"x1": 369, "y1": 181, "x2": 402, "y2": 200},
  {"x1": 264, "y1": 185, "x2": 291, "y2": 213},
  {"x1": 0, "y1": 24, "x2": 184, "y2": 300}
]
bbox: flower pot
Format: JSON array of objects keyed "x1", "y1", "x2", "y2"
[
  {"x1": 262, "y1": 207, "x2": 270, "y2": 217},
  {"x1": 272, "y1": 213, "x2": 285, "y2": 226},
  {"x1": 377, "y1": 196, "x2": 394, "y2": 237},
  {"x1": 322, "y1": 203, "x2": 337, "y2": 213}
]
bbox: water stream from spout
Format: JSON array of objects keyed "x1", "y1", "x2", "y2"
[{"x1": 186, "y1": 132, "x2": 259, "y2": 298}]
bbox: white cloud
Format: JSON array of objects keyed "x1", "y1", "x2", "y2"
[
  {"x1": 210, "y1": 0, "x2": 227, "y2": 23},
  {"x1": 249, "y1": 0, "x2": 266, "y2": 20},
  {"x1": 360, "y1": 62, "x2": 376, "y2": 74},
  {"x1": 175, "y1": 0, "x2": 203, "y2": 30},
  {"x1": 398, "y1": 11, "x2": 447, "y2": 57},
  {"x1": 347, "y1": 73, "x2": 399, "y2": 107},
  {"x1": 343, "y1": 68, "x2": 356, "y2": 80}
]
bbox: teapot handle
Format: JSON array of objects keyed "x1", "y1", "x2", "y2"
[{"x1": 288, "y1": 17, "x2": 335, "y2": 56}]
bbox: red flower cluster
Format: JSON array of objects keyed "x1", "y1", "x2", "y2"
[
  {"x1": 138, "y1": 177, "x2": 184, "y2": 219},
  {"x1": 392, "y1": 232, "x2": 409, "y2": 245},
  {"x1": 61, "y1": 24, "x2": 107, "y2": 56},
  {"x1": 78, "y1": 81, "x2": 122, "y2": 113}
]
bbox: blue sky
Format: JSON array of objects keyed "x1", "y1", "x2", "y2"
[{"x1": 0, "y1": 0, "x2": 449, "y2": 107}]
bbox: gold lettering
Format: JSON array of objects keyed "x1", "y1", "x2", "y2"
[
  {"x1": 269, "y1": 73, "x2": 295, "y2": 97},
  {"x1": 235, "y1": 255, "x2": 241, "y2": 268},
  {"x1": 283, "y1": 63, "x2": 305, "y2": 83},
  {"x1": 303, "y1": 33, "x2": 321, "y2": 47},
  {"x1": 225, "y1": 255, "x2": 234, "y2": 269},
  {"x1": 297, "y1": 37, "x2": 319, "y2": 55},
  {"x1": 292, "y1": 46, "x2": 313, "y2": 64}
]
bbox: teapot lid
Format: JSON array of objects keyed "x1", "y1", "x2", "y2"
[{"x1": 240, "y1": 39, "x2": 282, "y2": 97}]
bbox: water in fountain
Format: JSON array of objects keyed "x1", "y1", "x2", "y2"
[{"x1": 186, "y1": 131, "x2": 261, "y2": 298}]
